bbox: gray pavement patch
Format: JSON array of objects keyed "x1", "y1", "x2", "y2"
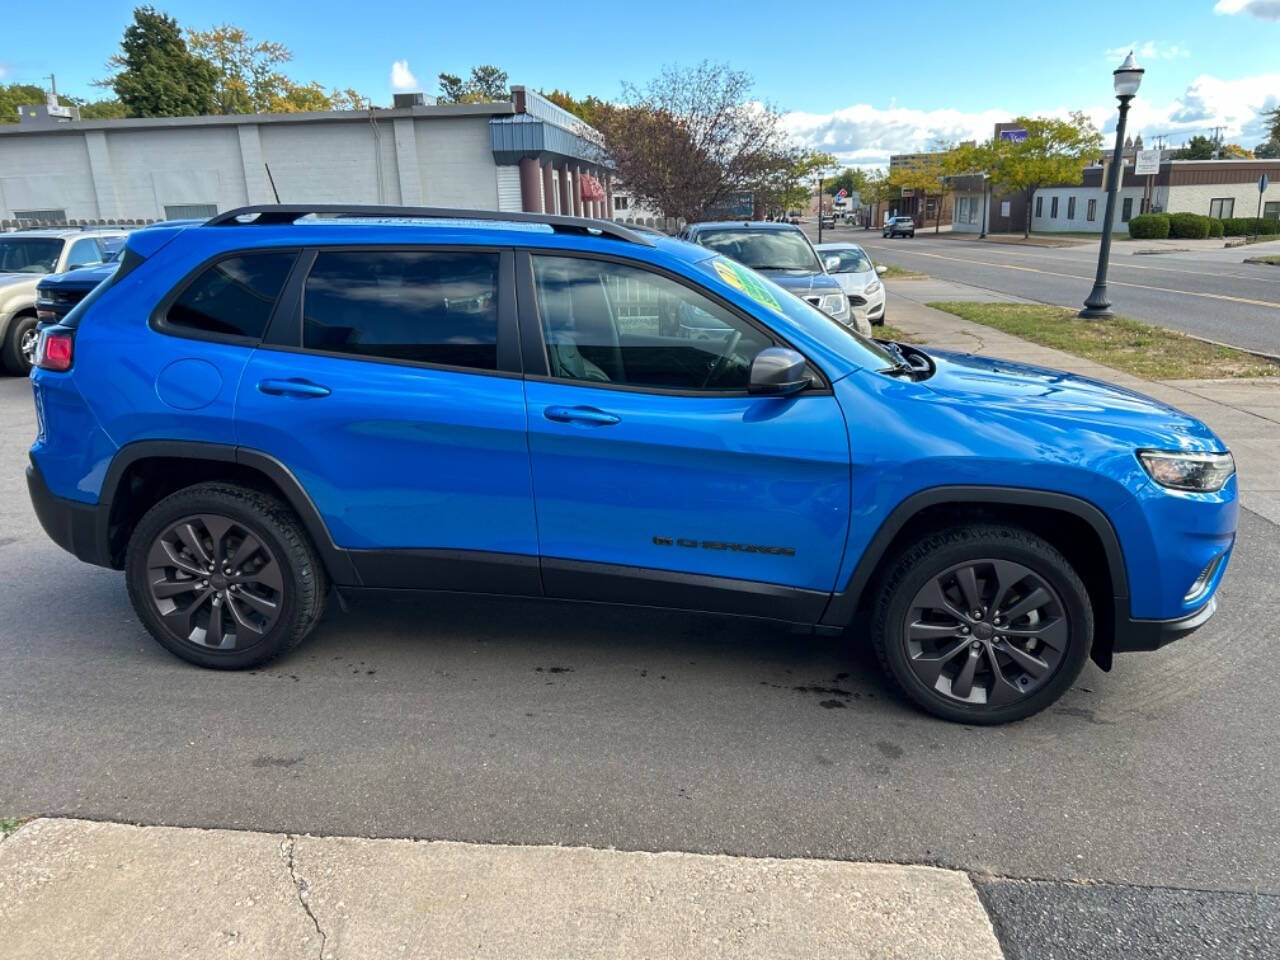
[
  {"x1": 976, "y1": 877, "x2": 1280, "y2": 960},
  {"x1": 0, "y1": 818, "x2": 1005, "y2": 960}
]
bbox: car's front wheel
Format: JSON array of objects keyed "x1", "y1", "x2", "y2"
[
  {"x1": 125, "y1": 483, "x2": 327, "y2": 669},
  {"x1": 871, "y1": 525, "x2": 1092, "y2": 724}
]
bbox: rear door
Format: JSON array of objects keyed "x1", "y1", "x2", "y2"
[
  {"x1": 518, "y1": 251, "x2": 850, "y2": 621},
  {"x1": 235, "y1": 246, "x2": 539, "y2": 592}
]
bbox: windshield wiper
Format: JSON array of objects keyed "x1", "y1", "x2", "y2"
[{"x1": 877, "y1": 340, "x2": 925, "y2": 378}]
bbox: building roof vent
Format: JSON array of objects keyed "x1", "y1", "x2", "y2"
[{"x1": 393, "y1": 92, "x2": 426, "y2": 108}]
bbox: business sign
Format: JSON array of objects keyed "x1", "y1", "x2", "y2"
[
  {"x1": 703, "y1": 192, "x2": 754, "y2": 220},
  {"x1": 836, "y1": 188, "x2": 847, "y2": 199},
  {"x1": 1134, "y1": 150, "x2": 1161, "y2": 176},
  {"x1": 999, "y1": 128, "x2": 1028, "y2": 142}
]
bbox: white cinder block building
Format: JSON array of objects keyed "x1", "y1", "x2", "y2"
[
  {"x1": 0, "y1": 87, "x2": 616, "y2": 225},
  {"x1": 1031, "y1": 159, "x2": 1280, "y2": 233}
]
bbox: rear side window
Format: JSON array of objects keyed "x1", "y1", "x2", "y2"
[
  {"x1": 302, "y1": 250, "x2": 499, "y2": 371},
  {"x1": 167, "y1": 253, "x2": 296, "y2": 340}
]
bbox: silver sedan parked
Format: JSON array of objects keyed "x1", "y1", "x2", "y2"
[{"x1": 816, "y1": 242, "x2": 887, "y2": 332}]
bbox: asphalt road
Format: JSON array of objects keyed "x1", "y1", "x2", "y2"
[
  {"x1": 2, "y1": 372, "x2": 1279, "y2": 955},
  {"x1": 810, "y1": 225, "x2": 1280, "y2": 356}
]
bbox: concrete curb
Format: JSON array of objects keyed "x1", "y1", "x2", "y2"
[{"x1": 0, "y1": 818, "x2": 1005, "y2": 960}]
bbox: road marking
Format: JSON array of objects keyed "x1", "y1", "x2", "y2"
[
  {"x1": 883, "y1": 248, "x2": 1280, "y2": 310},
  {"x1": 862, "y1": 236, "x2": 1280, "y2": 285}
]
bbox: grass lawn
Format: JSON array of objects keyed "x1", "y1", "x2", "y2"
[
  {"x1": 879, "y1": 264, "x2": 925, "y2": 279},
  {"x1": 926, "y1": 302, "x2": 1279, "y2": 380},
  {"x1": 878, "y1": 323, "x2": 924, "y2": 344},
  {"x1": 1245, "y1": 254, "x2": 1280, "y2": 266}
]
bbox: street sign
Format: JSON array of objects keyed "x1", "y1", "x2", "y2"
[
  {"x1": 1261, "y1": 174, "x2": 1270, "y2": 193},
  {"x1": 836, "y1": 188, "x2": 847, "y2": 198},
  {"x1": 1134, "y1": 150, "x2": 1161, "y2": 175}
]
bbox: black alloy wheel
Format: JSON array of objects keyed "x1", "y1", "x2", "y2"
[{"x1": 145, "y1": 514, "x2": 285, "y2": 651}]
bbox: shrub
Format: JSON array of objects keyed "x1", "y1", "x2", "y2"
[
  {"x1": 1207, "y1": 217, "x2": 1224, "y2": 238},
  {"x1": 1128, "y1": 213, "x2": 1170, "y2": 239},
  {"x1": 1168, "y1": 212, "x2": 1211, "y2": 239},
  {"x1": 1223, "y1": 217, "x2": 1280, "y2": 236}
]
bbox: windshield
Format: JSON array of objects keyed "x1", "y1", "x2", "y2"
[
  {"x1": 0, "y1": 237, "x2": 64, "y2": 275},
  {"x1": 822, "y1": 248, "x2": 873, "y2": 274},
  {"x1": 694, "y1": 228, "x2": 822, "y2": 273},
  {"x1": 100, "y1": 237, "x2": 126, "y2": 262},
  {"x1": 695, "y1": 255, "x2": 897, "y2": 371}
]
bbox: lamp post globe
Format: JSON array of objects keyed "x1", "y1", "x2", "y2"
[{"x1": 1080, "y1": 51, "x2": 1144, "y2": 319}]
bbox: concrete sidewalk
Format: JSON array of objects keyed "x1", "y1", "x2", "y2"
[
  {"x1": 0, "y1": 818, "x2": 1004, "y2": 960},
  {"x1": 887, "y1": 278, "x2": 1280, "y2": 527}
]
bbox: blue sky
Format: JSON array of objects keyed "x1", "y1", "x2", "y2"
[{"x1": 3, "y1": 0, "x2": 1277, "y2": 166}]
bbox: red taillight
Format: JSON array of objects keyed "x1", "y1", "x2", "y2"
[{"x1": 38, "y1": 331, "x2": 74, "y2": 372}]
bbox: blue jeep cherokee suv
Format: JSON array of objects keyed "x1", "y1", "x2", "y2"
[{"x1": 27, "y1": 205, "x2": 1237, "y2": 724}]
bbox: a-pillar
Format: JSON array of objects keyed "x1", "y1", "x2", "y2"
[
  {"x1": 542, "y1": 161, "x2": 558, "y2": 214},
  {"x1": 572, "y1": 165, "x2": 584, "y2": 217},
  {"x1": 558, "y1": 165, "x2": 572, "y2": 218},
  {"x1": 519, "y1": 156, "x2": 543, "y2": 213}
]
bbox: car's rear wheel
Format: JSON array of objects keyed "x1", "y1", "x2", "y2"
[
  {"x1": 125, "y1": 483, "x2": 326, "y2": 669},
  {"x1": 871, "y1": 525, "x2": 1092, "y2": 724},
  {"x1": 2, "y1": 314, "x2": 37, "y2": 376}
]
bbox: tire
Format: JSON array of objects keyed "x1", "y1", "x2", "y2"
[
  {"x1": 870, "y1": 524, "x2": 1092, "y2": 724},
  {"x1": 2, "y1": 314, "x2": 37, "y2": 376},
  {"x1": 125, "y1": 482, "x2": 327, "y2": 669}
]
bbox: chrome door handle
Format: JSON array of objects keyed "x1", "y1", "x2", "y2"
[
  {"x1": 543, "y1": 405, "x2": 621, "y2": 426},
  {"x1": 257, "y1": 378, "x2": 331, "y2": 398}
]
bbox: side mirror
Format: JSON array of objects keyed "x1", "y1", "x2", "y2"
[
  {"x1": 749, "y1": 347, "x2": 811, "y2": 396},
  {"x1": 875, "y1": 264, "x2": 887, "y2": 275},
  {"x1": 823, "y1": 255, "x2": 841, "y2": 272}
]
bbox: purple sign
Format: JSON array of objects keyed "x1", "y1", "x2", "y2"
[{"x1": 1000, "y1": 128, "x2": 1028, "y2": 142}]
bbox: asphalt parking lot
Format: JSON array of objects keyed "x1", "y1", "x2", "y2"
[{"x1": 2, "y1": 369, "x2": 1278, "y2": 953}]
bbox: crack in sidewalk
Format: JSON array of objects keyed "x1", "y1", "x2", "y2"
[{"x1": 283, "y1": 834, "x2": 330, "y2": 960}]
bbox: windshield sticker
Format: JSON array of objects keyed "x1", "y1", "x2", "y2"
[{"x1": 712, "y1": 259, "x2": 782, "y2": 313}]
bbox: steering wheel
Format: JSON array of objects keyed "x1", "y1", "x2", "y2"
[{"x1": 700, "y1": 330, "x2": 742, "y2": 389}]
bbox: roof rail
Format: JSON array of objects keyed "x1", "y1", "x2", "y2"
[{"x1": 205, "y1": 204, "x2": 655, "y2": 246}]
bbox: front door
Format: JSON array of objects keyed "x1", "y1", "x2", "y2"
[
  {"x1": 236, "y1": 246, "x2": 539, "y2": 592},
  {"x1": 520, "y1": 252, "x2": 850, "y2": 621}
]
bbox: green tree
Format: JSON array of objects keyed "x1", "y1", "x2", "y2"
[
  {"x1": 1173, "y1": 135, "x2": 1218, "y2": 160},
  {"x1": 756, "y1": 150, "x2": 836, "y2": 216},
  {"x1": 858, "y1": 169, "x2": 892, "y2": 229},
  {"x1": 956, "y1": 114, "x2": 1101, "y2": 237},
  {"x1": 187, "y1": 25, "x2": 291, "y2": 113},
  {"x1": 1255, "y1": 139, "x2": 1280, "y2": 159},
  {"x1": 888, "y1": 153, "x2": 949, "y2": 233},
  {"x1": 105, "y1": 6, "x2": 218, "y2": 117},
  {"x1": 1263, "y1": 104, "x2": 1280, "y2": 142},
  {"x1": 0, "y1": 83, "x2": 53, "y2": 123},
  {"x1": 75, "y1": 98, "x2": 129, "y2": 119},
  {"x1": 438, "y1": 65, "x2": 509, "y2": 103},
  {"x1": 542, "y1": 88, "x2": 607, "y2": 128},
  {"x1": 824, "y1": 167, "x2": 868, "y2": 199}
]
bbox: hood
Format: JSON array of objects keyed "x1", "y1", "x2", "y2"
[
  {"x1": 920, "y1": 348, "x2": 1223, "y2": 451},
  {"x1": 0, "y1": 273, "x2": 41, "y2": 291},
  {"x1": 831, "y1": 269, "x2": 879, "y2": 295},
  {"x1": 759, "y1": 270, "x2": 842, "y2": 297},
  {"x1": 38, "y1": 263, "x2": 117, "y2": 290}
]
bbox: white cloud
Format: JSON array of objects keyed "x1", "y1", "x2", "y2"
[
  {"x1": 1214, "y1": 0, "x2": 1280, "y2": 21},
  {"x1": 1104, "y1": 41, "x2": 1191, "y2": 61},
  {"x1": 389, "y1": 60, "x2": 419, "y2": 92},
  {"x1": 782, "y1": 72, "x2": 1280, "y2": 168}
]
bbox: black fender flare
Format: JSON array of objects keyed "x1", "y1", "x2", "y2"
[
  {"x1": 99, "y1": 439, "x2": 358, "y2": 585},
  {"x1": 819, "y1": 485, "x2": 1130, "y2": 628}
]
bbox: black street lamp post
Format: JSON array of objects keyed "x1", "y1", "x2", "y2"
[
  {"x1": 1080, "y1": 51, "x2": 1145, "y2": 319},
  {"x1": 979, "y1": 173, "x2": 989, "y2": 239}
]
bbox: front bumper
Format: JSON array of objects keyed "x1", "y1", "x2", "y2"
[
  {"x1": 1112, "y1": 595, "x2": 1217, "y2": 653},
  {"x1": 27, "y1": 458, "x2": 112, "y2": 567}
]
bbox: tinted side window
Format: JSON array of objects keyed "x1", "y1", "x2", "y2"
[
  {"x1": 532, "y1": 255, "x2": 771, "y2": 391},
  {"x1": 167, "y1": 253, "x2": 296, "y2": 339},
  {"x1": 303, "y1": 250, "x2": 499, "y2": 370}
]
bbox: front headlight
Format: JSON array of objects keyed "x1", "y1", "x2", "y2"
[
  {"x1": 864, "y1": 280, "x2": 882, "y2": 295},
  {"x1": 1138, "y1": 450, "x2": 1235, "y2": 492},
  {"x1": 818, "y1": 292, "x2": 849, "y2": 320}
]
